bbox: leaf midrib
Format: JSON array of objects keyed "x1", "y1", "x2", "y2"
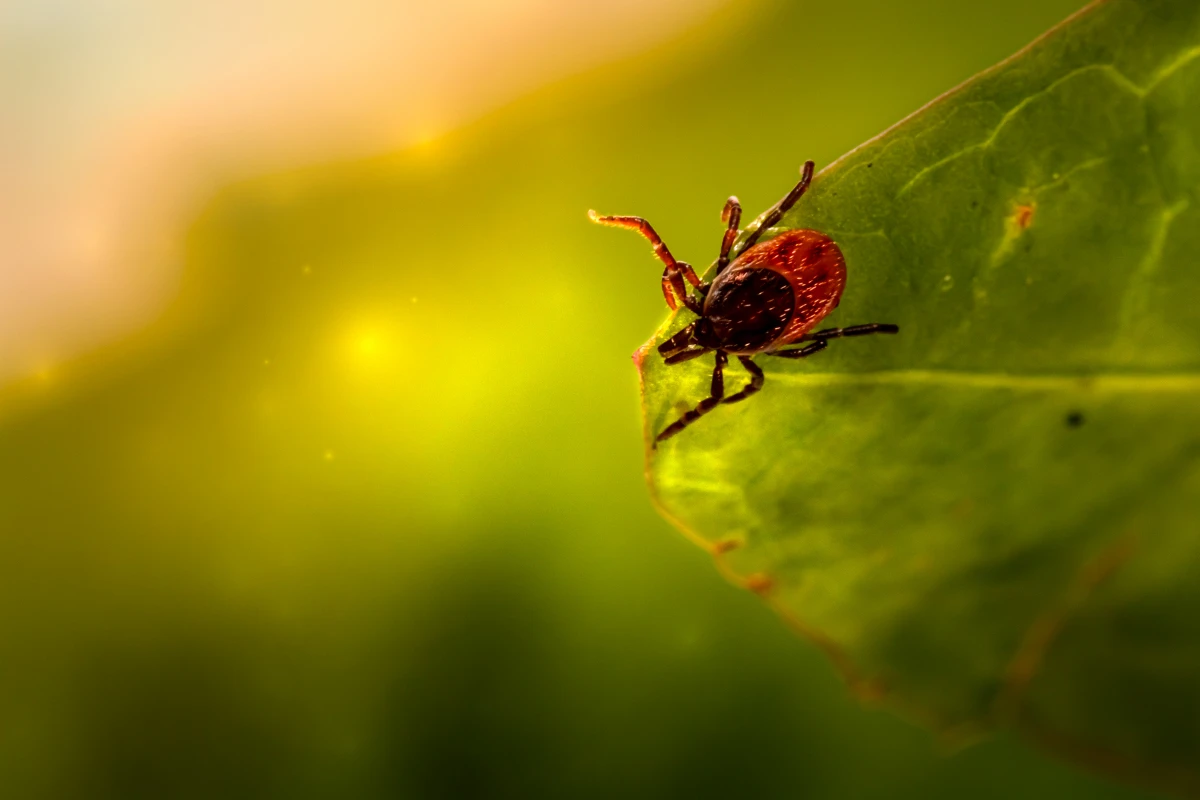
[{"x1": 760, "y1": 369, "x2": 1200, "y2": 392}]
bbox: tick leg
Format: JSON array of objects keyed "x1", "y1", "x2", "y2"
[
  {"x1": 589, "y1": 210, "x2": 701, "y2": 311},
  {"x1": 800, "y1": 323, "x2": 900, "y2": 341},
  {"x1": 766, "y1": 340, "x2": 828, "y2": 359},
  {"x1": 736, "y1": 160, "x2": 815, "y2": 256},
  {"x1": 721, "y1": 356, "x2": 763, "y2": 404},
  {"x1": 669, "y1": 263, "x2": 705, "y2": 315},
  {"x1": 656, "y1": 351, "x2": 727, "y2": 443},
  {"x1": 716, "y1": 196, "x2": 743, "y2": 275}
]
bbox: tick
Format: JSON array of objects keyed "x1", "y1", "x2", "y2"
[{"x1": 590, "y1": 160, "x2": 899, "y2": 443}]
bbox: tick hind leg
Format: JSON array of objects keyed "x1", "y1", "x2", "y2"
[
  {"x1": 801, "y1": 323, "x2": 900, "y2": 341},
  {"x1": 767, "y1": 340, "x2": 828, "y2": 359},
  {"x1": 656, "y1": 351, "x2": 727, "y2": 444},
  {"x1": 769, "y1": 323, "x2": 899, "y2": 357}
]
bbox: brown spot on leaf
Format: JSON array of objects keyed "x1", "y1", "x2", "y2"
[
  {"x1": 744, "y1": 573, "x2": 773, "y2": 595},
  {"x1": 1014, "y1": 203, "x2": 1035, "y2": 229}
]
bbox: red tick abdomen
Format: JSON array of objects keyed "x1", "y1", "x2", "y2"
[{"x1": 728, "y1": 228, "x2": 847, "y2": 347}]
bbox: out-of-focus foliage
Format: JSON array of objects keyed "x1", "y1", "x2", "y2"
[
  {"x1": 643, "y1": 0, "x2": 1200, "y2": 794},
  {"x1": 0, "y1": 0, "x2": 1165, "y2": 798}
]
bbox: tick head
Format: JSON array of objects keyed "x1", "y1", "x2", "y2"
[
  {"x1": 658, "y1": 322, "x2": 698, "y2": 358},
  {"x1": 690, "y1": 318, "x2": 720, "y2": 349}
]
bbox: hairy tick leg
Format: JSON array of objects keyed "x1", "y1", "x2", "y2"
[{"x1": 589, "y1": 210, "x2": 695, "y2": 310}]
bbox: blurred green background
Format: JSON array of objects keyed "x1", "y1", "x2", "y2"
[{"x1": 0, "y1": 0, "x2": 1169, "y2": 797}]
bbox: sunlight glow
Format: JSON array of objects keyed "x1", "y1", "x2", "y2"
[{"x1": 341, "y1": 319, "x2": 397, "y2": 375}]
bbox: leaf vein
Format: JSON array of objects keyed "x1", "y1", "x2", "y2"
[
  {"x1": 897, "y1": 64, "x2": 1143, "y2": 199},
  {"x1": 1144, "y1": 45, "x2": 1200, "y2": 94},
  {"x1": 1115, "y1": 198, "x2": 1191, "y2": 339},
  {"x1": 765, "y1": 369, "x2": 1200, "y2": 392}
]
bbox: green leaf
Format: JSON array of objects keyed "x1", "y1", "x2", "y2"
[{"x1": 638, "y1": 0, "x2": 1200, "y2": 792}]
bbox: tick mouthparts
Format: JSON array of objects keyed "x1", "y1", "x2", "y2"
[{"x1": 657, "y1": 325, "x2": 694, "y2": 356}]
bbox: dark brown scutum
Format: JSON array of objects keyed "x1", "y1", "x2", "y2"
[{"x1": 702, "y1": 269, "x2": 793, "y2": 353}]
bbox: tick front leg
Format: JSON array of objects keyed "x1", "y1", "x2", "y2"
[
  {"x1": 666, "y1": 262, "x2": 705, "y2": 314},
  {"x1": 716, "y1": 196, "x2": 743, "y2": 275},
  {"x1": 721, "y1": 356, "x2": 763, "y2": 404},
  {"x1": 737, "y1": 161, "x2": 815, "y2": 255},
  {"x1": 800, "y1": 323, "x2": 900, "y2": 341},
  {"x1": 656, "y1": 351, "x2": 727, "y2": 444},
  {"x1": 588, "y1": 210, "x2": 701, "y2": 311}
]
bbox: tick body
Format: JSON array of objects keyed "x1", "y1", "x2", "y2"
[
  {"x1": 700, "y1": 228, "x2": 846, "y2": 354},
  {"x1": 591, "y1": 160, "x2": 899, "y2": 443}
]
